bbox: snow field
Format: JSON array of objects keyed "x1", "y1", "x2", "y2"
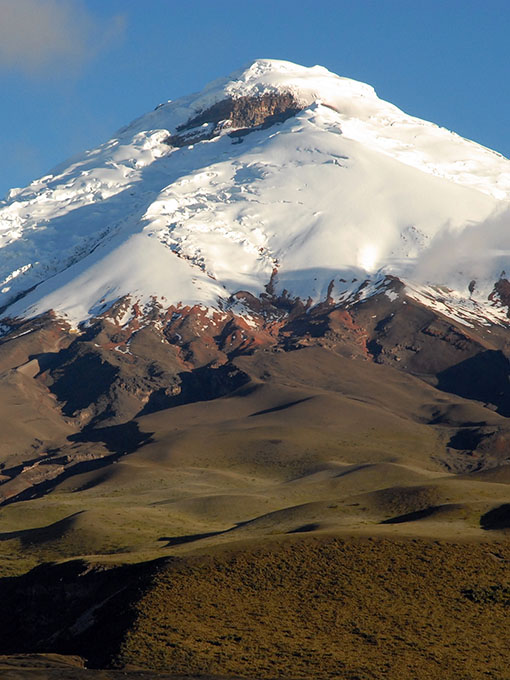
[{"x1": 1, "y1": 59, "x2": 510, "y2": 327}]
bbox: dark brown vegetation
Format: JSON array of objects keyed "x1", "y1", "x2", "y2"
[{"x1": 2, "y1": 537, "x2": 510, "y2": 679}]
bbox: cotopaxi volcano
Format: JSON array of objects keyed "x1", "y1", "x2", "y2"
[
  {"x1": 2, "y1": 58, "x2": 510, "y2": 327},
  {"x1": 2, "y1": 60, "x2": 510, "y2": 679}
]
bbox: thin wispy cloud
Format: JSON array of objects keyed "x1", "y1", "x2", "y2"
[
  {"x1": 413, "y1": 205, "x2": 510, "y2": 285},
  {"x1": 0, "y1": 0, "x2": 126, "y2": 76}
]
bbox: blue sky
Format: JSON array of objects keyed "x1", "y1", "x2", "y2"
[{"x1": 1, "y1": 0, "x2": 509, "y2": 198}]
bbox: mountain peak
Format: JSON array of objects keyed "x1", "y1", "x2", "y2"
[
  {"x1": 1, "y1": 60, "x2": 510, "y2": 329},
  {"x1": 122, "y1": 59, "x2": 377, "y2": 141},
  {"x1": 214, "y1": 58, "x2": 377, "y2": 102}
]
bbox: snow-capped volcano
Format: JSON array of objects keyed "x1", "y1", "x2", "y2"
[
  {"x1": 5, "y1": 60, "x2": 510, "y2": 523},
  {"x1": 2, "y1": 59, "x2": 510, "y2": 328}
]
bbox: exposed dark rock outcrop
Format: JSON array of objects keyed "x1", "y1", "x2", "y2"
[
  {"x1": 166, "y1": 92, "x2": 304, "y2": 147},
  {"x1": 489, "y1": 276, "x2": 510, "y2": 316}
]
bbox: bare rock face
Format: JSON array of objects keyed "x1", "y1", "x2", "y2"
[
  {"x1": 489, "y1": 276, "x2": 510, "y2": 316},
  {"x1": 166, "y1": 92, "x2": 304, "y2": 147}
]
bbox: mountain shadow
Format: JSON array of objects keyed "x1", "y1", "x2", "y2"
[
  {"x1": 436, "y1": 350, "x2": 510, "y2": 416},
  {"x1": 481, "y1": 504, "x2": 510, "y2": 530},
  {"x1": 67, "y1": 421, "x2": 152, "y2": 455},
  {"x1": 139, "y1": 363, "x2": 250, "y2": 415},
  {"x1": 0, "y1": 558, "x2": 164, "y2": 668}
]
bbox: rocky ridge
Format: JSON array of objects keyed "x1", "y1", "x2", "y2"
[{"x1": 2, "y1": 269, "x2": 510, "y2": 507}]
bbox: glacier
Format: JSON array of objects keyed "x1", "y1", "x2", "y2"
[{"x1": 1, "y1": 59, "x2": 510, "y2": 328}]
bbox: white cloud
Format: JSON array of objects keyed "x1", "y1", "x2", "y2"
[
  {"x1": 413, "y1": 205, "x2": 510, "y2": 286},
  {"x1": 0, "y1": 0, "x2": 125, "y2": 75}
]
